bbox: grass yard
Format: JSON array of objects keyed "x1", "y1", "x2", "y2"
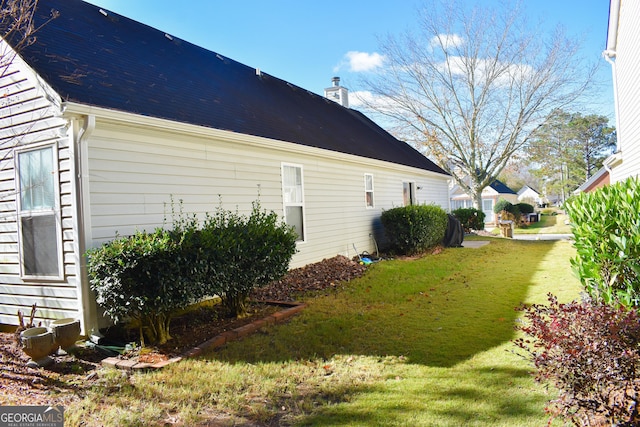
[
  {"x1": 67, "y1": 238, "x2": 582, "y2": 426},
  {"x1": 514, "y1": 213, "x2": 572, "y2": 234}
]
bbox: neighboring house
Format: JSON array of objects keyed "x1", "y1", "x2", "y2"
[
  {"x1": 0, "y1": 0, "x2": 450, "y2": 332},
  {"x1": 450, "y1": 179, "x2": 517, "y2": 225},
  {"x1": 573, "y1": 167, "x2": 610, "y2": 194},
  {"x1": 517, "y1": 185, "x2": 543, "y2": 206},
  {"x1": 603, "y1": 0, "x2": 640, "y2": 182}
]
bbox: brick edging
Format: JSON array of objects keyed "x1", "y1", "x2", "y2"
[{"x1": 101, "y1": 301, "x2": 307, "y2": 371}]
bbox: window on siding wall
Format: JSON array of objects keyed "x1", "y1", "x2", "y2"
[
  {"x1": 403, "y1": 182, "x2": 416, "y2": 206},
  {"x1": 282, "y1": 164, "x2": 305, "y2": 242},
  {"x1": 364, "y1": 174, "x2": 374, "y2": 208},
  {"x1": 451, "y1": 199, "x2": 473, "y2": 210},
  {"x1": 17, "y1": 145, "x2": 62, "y2": 278}
]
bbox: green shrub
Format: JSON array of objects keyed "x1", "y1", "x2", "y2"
[
  {"x1": 565, "y1": 177, "x2": 640, "y2": 308},
  {"x1": 452, "y1": 208, "x2": 486, "y2": 232},
  {"x1": 200, "y1": 201, "x2": 298, "y2": 317},
  {"x1": 380, "y1": 204, "x2": 448, "y2": 255},
  {"x1": 515, "y1": 202, "x2": 534, "y2": 214},
  {"x1": 87, "y1": 199, "x2": 297, "y2": 343},
  {"x1": 86, "y1": 228, "x2": 203, "y2": 345},
  {"x1": 494, "y1": 198, "x2": 522, "y2": 227},
  {"x1": 493, "y1": 198, "x2": 513, "y2": 214}
]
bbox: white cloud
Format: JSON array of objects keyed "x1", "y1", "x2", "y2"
[
  {"x1": 349, "y1": 90, "x2": 376, "y2": 108},
  {"x1": 350, "y1": 90, "x2": 399, "y2": 111},
  {"x1": 429, "y1": 33, "x2": 464, "y2": 50},
  {"x1": 334, "y1": 51, "x2": 385, "y2": 73}
]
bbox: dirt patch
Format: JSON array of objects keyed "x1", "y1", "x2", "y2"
[
  {"x1": 0, "y1": 255, "x2": 368, "y2": 406},
  {"x1": 0, "y1": 333, "x2": 103, "y2": 406}
]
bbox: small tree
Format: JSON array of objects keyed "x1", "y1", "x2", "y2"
[
  {"x1": 358, "y1": 0, "x2": 596, "y2": 209},
  {"x1": 528, "y1": 109, "x2": 616, "y2": 203}
]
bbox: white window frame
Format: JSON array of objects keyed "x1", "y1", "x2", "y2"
[
  {"x1": 364, "y1": 173, "x2": 374, "y2": 208},
  {"x1": 281, "y1": 163, "x2": 306, "y2": 242},
  {"x1": 451, "y1": 199, "x2": 473, "y2": 210},
  {"x1": 15, "y1": 143, "x2": 63, "y2": 280},
  {"x1": 403, "y1": 181, "x2": 416, "y2": 206}
]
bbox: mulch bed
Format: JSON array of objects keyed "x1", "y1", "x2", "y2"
[{"x1": 0, "y1": 255, "x2": 368, "y2": 406}]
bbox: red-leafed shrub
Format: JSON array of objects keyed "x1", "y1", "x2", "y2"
[{"x1": 514, "y1": 294, "x2": 640, "y2": 426}]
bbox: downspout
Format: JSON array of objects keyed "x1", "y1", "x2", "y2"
[{"x1": 69, "y1": 114, "x2": 95, "y2": 335}]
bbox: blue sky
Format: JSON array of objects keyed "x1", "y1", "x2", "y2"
[{"x1": 85, "y1": 0, "x2": 614, "y2": 120}]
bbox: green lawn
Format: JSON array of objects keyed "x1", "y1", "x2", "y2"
[
  {"x1": 68, "y1": 238, "x2": 582, "y2": 426},
  {"x1": 513, "y1": 213, "x2": 572, "y2": 234}
]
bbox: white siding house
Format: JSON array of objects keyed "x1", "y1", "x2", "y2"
[
  {"x1": 516, "y1": 185, "x2": 543, "y2": 205},
  {"x1": 0, "y1": 0, "x2": 450, "y2": 333},
  {"x1": 603, "y1": 0, "x2": 640, "y2": 182},
  {"x1": 450, "y1": 180, "x2": 517, "y2": 225}
]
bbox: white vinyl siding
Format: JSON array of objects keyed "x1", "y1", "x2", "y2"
[
  {"x1": 364, "y1": 173, "x2": 374, "y2": 208},
  {"x1": 0, "y1": 51, "x2": 79, "y2": 326},
  {"x1": 609, "y1": 1, "x2": 640, "y2": 183},
  {"x1": 84, "y1": 119, "x2": 450, "y2": 269}
]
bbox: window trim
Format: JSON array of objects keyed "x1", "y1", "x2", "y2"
[
  {"x1": 281, "y1": 163, "x2": 306, "y2": 243},
  {"x1": 15, "y1": 142, "x2": 64, "y2": 280},
  {"x1": 364, "y1": 173, "x2": 374, "y2": 208}
]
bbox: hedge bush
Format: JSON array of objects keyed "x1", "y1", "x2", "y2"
[
  {"x1": 200, "y1": 202, "x2": 298, "y2": 317},
  {"x1": 452, "y1": 207, "x2": 486, "y2": 232},
  {"x1": 86, "y1": 228, "x2": 201, "y2": 345},
  {"x1": 565, "y1": 177, "x2": 640, "y2": 308},
  {"x1": 86, "y1": 200, "x2": 297, "y2": 344},
  {"x1": 380, "y1": 204, "x2": 448, "y2": 255},
  {"x1": 515, "y1": 202, "x2": 534, "y2": 215}
]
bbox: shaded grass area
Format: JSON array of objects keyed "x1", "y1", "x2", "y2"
[{"x1": 66, "y1": 239, "x2": 582, "y2": 426}]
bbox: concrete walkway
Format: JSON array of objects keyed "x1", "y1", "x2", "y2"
[
  {"x1": 512, "y1": 234, "x2": 573, "y2": 241},
  {"x1": 461, "y1": 240, "x2": 491, "y2": 248},
  {"x1": 460, "y1": 233, "x2": 573, "y2": 248}
]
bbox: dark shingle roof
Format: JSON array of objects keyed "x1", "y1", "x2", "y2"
[
  {"x1": 490, "y1": 179, "x2": 516, "y2": 194},
  {"x1": 17, "y1": 0, "x2": 448, "y2": 175}
]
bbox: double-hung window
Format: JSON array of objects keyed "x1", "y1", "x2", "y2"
[
  {"x1": 364, "y1": 174, "x2": 374, "y2": 208},
  {"x1": 16, "y1": 145, "x2": 62, "y2": 278},
  {"x1": 282, "y1": 163, "x2": 305, "y2": 242}
]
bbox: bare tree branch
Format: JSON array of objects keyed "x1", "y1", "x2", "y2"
[{"x1": 358, "y1": 0, "x2": 597, "y2": 208}]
